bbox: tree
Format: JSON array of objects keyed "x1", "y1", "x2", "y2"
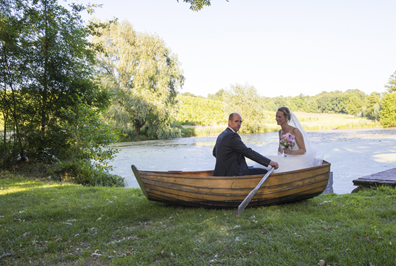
[
  {"x1": 61, "y1": 97, "x2": 118, "y2": 170},
  {"x1": 385, "y1": 71, "x2": 396, "y2": 93},
  {"x1": 178, "y1": 0, "x2": 229, "y2": 11},
  {"x1": 372, "y1": 103, "x2": 381, "y2": 121},
  {"x1": 260, "y1": 96, "x2": 276, "y2": 111},
  {"x1": 346, "y1": 89, "x2": 367, "y2": 102},
  {"x1": 272, "y1": 96, "x2": 290, "y2": 111},
  {"x1": 346, "y1": 95, "x2": 363, "y2": 116},
  {"x1": 316, "y1": 92, "x2": 332, "y2": 113},
  {"x1": 380, "y1": 92, "x2": 396, "y2": 127},
  {"x1": 181, "y1": 92, "x2": 197, "y2": 97},
  {"x1": 0, "y1": 0, "x2": 27, "y2": 161},
  {"x1": 291, "y1": 94, "x2": 306, "y2": 112},
  {"x1": 364, "y1": 93, "x2": 380, "y2": 120},
  {"x1": 223, "y1": 83, "x2": 266, "y2": 133},
  {"x1": 315, "y1": 91, "x2": 351, "y2": 114},
  {"x1": 304, "y1": 97, "x2": 319, "y2": 113},
  {"x1": 0, "y1": 0, "x2": 113, "y2": 168},
  {"x1": 207, "y1": 89, "x2": 225, "y2": 102},
  {"x1": 91, "y1": 20, "x2": 184, "y2": 139}
]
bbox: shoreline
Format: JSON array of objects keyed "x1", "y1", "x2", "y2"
[
  {"x1": 109, "y1": 128, "x2": 396, "y2": 195},
  {"x1": 116, "y1": 122, "x2": 384, "y2": 143}
]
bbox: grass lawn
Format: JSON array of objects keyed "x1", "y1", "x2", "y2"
[{"x1": 1, "y1": 174, "x2": 395, "y2": 265}]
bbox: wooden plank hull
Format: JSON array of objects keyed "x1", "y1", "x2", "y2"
[{"x1": 131, "y1": 161, "x2": 331, "y2": 208}]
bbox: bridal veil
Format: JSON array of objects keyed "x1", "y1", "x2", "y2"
[{"x1": 289, "y1": 112, "x2": 323, "y2": 167}]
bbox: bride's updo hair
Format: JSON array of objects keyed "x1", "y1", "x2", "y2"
[{"x1": 277, "y1": 106, "x2": 291, "y2": 121}]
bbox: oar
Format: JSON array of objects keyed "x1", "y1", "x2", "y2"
[{"x1": 236, "y1": 166, "x2": 274, "y2": 217}]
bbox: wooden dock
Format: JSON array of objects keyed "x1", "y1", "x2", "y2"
[{"x1": 353, "y1": 168, "x2": 396, "y2": 188}]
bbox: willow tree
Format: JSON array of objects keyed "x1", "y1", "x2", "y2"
[
  {"x1": 223, "y1": 83, "x2": 266, "y2": 133},
  {"x1": 91, "y1": 20, "x2": 184, "y2": 139}
]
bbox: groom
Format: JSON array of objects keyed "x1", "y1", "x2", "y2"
[{"x1": 212, "y1": 113, "x2": 279, "y2": 176}]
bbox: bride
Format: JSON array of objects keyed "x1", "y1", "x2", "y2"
[
  {"x1": 256, "y1": 107, "x2": 323, "y2": 173},
  {"x1": 276, "y1": 106, "x2": 306, "y2": 156}
]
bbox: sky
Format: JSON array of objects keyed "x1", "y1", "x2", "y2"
[{"x1": 63, "y1": 0, "x2": 396, "y2": 98}]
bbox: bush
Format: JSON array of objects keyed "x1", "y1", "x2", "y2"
[
  {"x1": 55, "y1": 160, "x2": 126, "y2": 187},
  {"x1": 0, "y1": 138, "x2": 22, "y2": 167}
]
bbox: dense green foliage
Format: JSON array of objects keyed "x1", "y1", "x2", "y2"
[
  {"x1": 224, "y1": 84, "x2": 268, "y2": 133},
  {"x1": 380, "y1": 92, "x2": 396, "y2": 128},
  {"x1": 364, "y1": 93, "x2": 381, "y2": 121},
  {"x1": 379, "y1": 73, "x2": 396, "y2": 127},
  {"x1": 177, "y1": 95, "x2": 225, "y2": 125},
  {"x1": 207, "y1": 89, "x2": 225, "y2": 102},
  {"x1": 0, "y1": 0, "x2": 121, "y2": 185},
  {"x1": 261, "y1": 89, "x2": 373, "y2": 116},
  {"x1": 57, "y1": 99, "x2": 123, "y2": 186},
  {"x1": 1, "y1": 176, "x2": 396, "y2": 265},
  {"x1": 91, "y1": 20, "x2": 184, "y2": 139}
]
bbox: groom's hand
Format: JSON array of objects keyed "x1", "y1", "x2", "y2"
[{"x1": 269, "y1": 160, "x2": 279, "y2": 169}]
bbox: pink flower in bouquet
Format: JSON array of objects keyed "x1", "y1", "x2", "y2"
[{"x1": 279, "y1": 133, "x2": 296, "y2": 150}]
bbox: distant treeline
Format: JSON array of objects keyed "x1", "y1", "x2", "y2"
[{"x1": 177, "y1": 88, "x2": 382, "y2": 126}]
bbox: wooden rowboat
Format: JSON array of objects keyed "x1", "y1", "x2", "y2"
[{"x1": 131, "y1": 160, "x2": 331, "y2": 208}]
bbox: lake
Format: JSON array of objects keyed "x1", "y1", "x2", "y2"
[{"x1": 108, "y1": 128, "x2": 396, "y2": 194}]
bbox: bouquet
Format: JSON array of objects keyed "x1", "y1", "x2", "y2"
[{"x1": 279, "y1": 133, "x2": 296, "y2": 154}]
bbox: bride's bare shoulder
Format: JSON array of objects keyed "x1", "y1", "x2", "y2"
[{"x1": 291, "y1": 126, "x2": 302, "y2": 136}]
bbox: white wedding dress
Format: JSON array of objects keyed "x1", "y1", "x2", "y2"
[{"x1": 255, "y1": 113, "x2": 323, "y2": 173}]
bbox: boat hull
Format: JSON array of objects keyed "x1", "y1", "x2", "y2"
[{"x1": 132, "y1": 161, "x2": 331, "y2": 208}]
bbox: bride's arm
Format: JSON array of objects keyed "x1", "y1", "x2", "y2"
[{"x1": 292, "y1": 128, "x2": 306, "y2": 155}]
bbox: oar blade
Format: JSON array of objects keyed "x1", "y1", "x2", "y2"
[
  {"x1": 236, "y1": 189, "x2": 257, "y2": 217},
  {"x1": 236, "y1": 167, "x2": 274, "y2": 217}
]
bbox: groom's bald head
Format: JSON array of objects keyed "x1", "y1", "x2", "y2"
[{"x1": 228, "y1": 113, "x2": 242, "y2": 132}]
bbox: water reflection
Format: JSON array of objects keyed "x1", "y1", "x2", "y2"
[{"x1": 109, "y1": 128, "x2": 396, "y2": 194}]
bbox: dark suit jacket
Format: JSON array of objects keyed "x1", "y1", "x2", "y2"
[{"x1": 212, "y1": 128, "x2": 271, "y2": 176}]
